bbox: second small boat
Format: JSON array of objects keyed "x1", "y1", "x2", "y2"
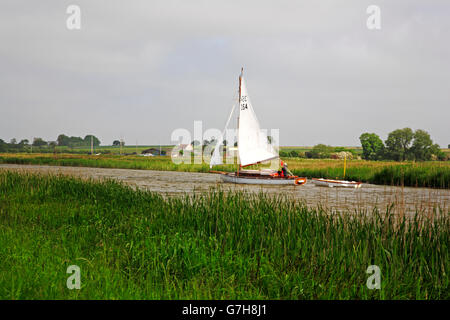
[
  {"x1": 310, "y1": 153, "x2": 362, "y2": 188},
  {"x1": 311, "y1": 178, "x2": 362, "y2": 188}
]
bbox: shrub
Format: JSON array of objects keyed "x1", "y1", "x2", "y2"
[{"x1": 289, "y1": 150, "x2": 299, "y2": 158}]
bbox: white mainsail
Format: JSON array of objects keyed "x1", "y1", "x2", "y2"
[
  {"x1": 209, "y1": 69, "x2": 278, "y2": 169},
  {"x1": 238, "y1": 74, "x2": 278, "y2": 167}
]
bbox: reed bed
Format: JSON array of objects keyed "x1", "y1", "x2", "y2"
[{"x1": 0, "y1": 171, "x2": 448, "y2": 299}]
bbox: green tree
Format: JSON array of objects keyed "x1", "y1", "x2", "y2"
[
  {"x1": 385, "y1": 128, "x2": 414, "y2": 161},
  {"x1": 19, "y1": 139, "x2": 29, "y2": 145},
  {"x1": 84, "y1": 135, "x2": 101, "y2": 146},
  {"x1": 68, "y1": 136, "x2": 84, "y2": 147},
  {"x1": 32, "y1": 137, "x2": 47, "y2": 147},
  {"x1": 289, "y1": 150, "x2": 299, "y2": 158},
  {"x1": 57, "y1": 134, "x2": 86, "y2": 147},
  {"x1": 309, "y1": 144, "x2": 333, "y2": 158},
  {"x1": 0, "y1": 139, "x2": 7, "y2": 152},
  {"x1": 410, "y1": 129, "x2": 435, "y2": 161},
  {"x1": 113, "y1": 140, "x2": 121, "y2": 146},
  {"x1": 359, "y1": 133, "x2": 385, "y2": 160},
  {"x1": 57, "y1": 134, "x2": 70, "y2": 146}
]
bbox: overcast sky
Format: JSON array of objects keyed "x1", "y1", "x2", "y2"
[{"x1": 1, "y1": 0, "x2": 449, "y2": 147}]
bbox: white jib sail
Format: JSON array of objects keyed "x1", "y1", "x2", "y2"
[
  {"x1": 210, "y1": 103, "x2": 236, "y2": 168},
  {"x1": 238, "y1": 76, "x2": 278, "y2": 167}
]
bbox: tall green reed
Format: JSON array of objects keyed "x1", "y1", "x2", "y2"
[{"x1": 0, "y1": 171, "x2": 448, "y2": 299}]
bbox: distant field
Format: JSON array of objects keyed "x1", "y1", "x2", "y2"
[
  {"x1": 54, "y1": 145, "x2": 173, "y2": 154},
  {"x1": 19, "y1": 145, "x2": 364, "y2": 155},
  {"x1": 1, "y1": 153, "x2": 449, "y2": 188}
]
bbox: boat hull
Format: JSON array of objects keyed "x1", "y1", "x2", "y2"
[
  {"x1": 221, "y1": 174, "x2": 306, "y2": 185},
  {"x1": 311, "y1": 178, "x2": 362, "y2": 188}
]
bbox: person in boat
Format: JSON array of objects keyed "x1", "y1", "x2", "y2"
[
  {"x1": 281, "y1": 162, "x2": 289, "y2": 178},
  {"x1": 276, "y1": 160, "x2": 290, "y2": 178}
]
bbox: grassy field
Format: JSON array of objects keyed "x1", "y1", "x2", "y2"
[
  {"x1": 0, "y1": 153, "x2": 222, "y2": 172},
  {"x1": 0, "y1": 171, "x2": 448, "y2": 299},
  {"x1": 280, "y1": 146, "x2": 363, "y2": 154},
  {"x1": 1, "y1": 153, "x2": 449, "y2": 188}
]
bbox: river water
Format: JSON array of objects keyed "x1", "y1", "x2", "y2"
[{"x1": 1, "y1": 164, "x2": 449, "y2": 217}]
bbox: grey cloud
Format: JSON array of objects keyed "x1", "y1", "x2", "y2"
[{"x1": 0, "y1": 0, "x2": 449, "y2": 146}]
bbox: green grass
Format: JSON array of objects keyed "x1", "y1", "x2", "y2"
[{"x1": 0, "y1": 171, "x2": 448, "y2": 299}]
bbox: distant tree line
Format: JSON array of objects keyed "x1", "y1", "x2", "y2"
[
  {"x1": 360, "y1": 128, "x2": 446, "y2": 161},
  {"x1": 0, "y1": 134, "x2": 101, "y2": 153},
  {"x1": 0, "y1": 138, "x2": 30, "y2": 152},
  {"x1": 279, "y1": 145, "x2": 356, "y2": 159},
  {"x1": 57, "y1": 134, "x2": 100, "y2": 147}
]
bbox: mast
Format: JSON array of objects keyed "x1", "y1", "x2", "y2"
[{"x1": 237, "y1": 67, "x2": 243, "y2": 176}]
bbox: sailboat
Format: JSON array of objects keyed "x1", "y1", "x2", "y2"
[{"x1": 209, "y1": 68, "x2": 307, "y2": 186}]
